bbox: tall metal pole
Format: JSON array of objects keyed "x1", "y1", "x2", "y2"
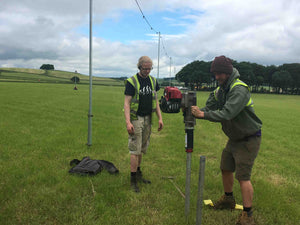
[
  {"x1": 169, "y1": 57, "x2": 172, "y2": 86},
  {"x1": 182, "y1": 91, "x2": 197, "y2": 221},
  {"x1": 196, "y1": 156, "x2": 206, "y2": 225},
  {"x1": 87, "y1": 0, "x2": 93, "y2": 146},
  {"x1": 157, "y1": 32, "x2": 160, "y2": 79}
]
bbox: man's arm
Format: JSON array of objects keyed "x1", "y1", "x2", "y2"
[
  {"x1": 155, "y1": 98, "x2": 163, "y2": 131},
  {"x1": 124, "y1": 95, "x2": 134, "y2": 134},
  {"x1": 201, "y1": 91, "x2": 219, "y2": 112},
  {"x1": 193, "y1": 86, "x2": 250, "y2": 122}
]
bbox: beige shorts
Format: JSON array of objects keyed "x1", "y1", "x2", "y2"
[{"x1": 128, "y1": 115, "x2": 152, "y2": 155}]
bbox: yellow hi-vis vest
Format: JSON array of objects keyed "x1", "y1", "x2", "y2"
[
  {"x1": 214, "y1": 79, "x2": 254, "y2": 107},
  {"x1": 125, "y1": 74, "x2": 157, "y2": 120}
]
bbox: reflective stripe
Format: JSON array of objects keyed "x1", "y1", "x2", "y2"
[
  {"x1": 230, "y1": 79, "x2": 250, "y2": 91},
  {"x1": 149, "y1": 75, "x2": 157, "y2": 111},
  {"x1": 246, "y1": 98, "x2": 254, "y2": 107},
  {"x1": 214, "y1": 87, "x2": 220, "y2": 101},
  {"x1": 214, "y1": 79, "x2": 254, "y2": 107},
  {"x1": 230, "y1": 79, "x2": 253, "y2": 107}
]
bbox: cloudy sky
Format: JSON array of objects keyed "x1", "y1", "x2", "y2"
[{"x1": 1, "y1": 0, "x2": 299, "y2": 78}]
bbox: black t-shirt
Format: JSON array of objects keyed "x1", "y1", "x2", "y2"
[{"x1": 124, "y1": 74, "x2": 160, "y2": 116}]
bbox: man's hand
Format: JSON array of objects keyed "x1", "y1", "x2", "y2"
[
  {"x1": 191, "y1": 106, "x2": 204, "y2": 119},
  {"x1": 158, "y1": 119, "x2": 164, "y2": 131},
  {"x1": 126, "y1": 122, "x2": 135, "y2": 135}
]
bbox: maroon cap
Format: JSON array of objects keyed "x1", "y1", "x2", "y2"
[{"x1": 210, "y1": 55, "x2": 233, "y2": 75}]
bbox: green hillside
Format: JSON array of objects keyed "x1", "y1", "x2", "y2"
[{"x1": 0, "y1": 68, "x2": 125, "y2": 86}]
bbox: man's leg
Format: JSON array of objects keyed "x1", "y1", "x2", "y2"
[
  {"x1": 222, "y1": 170, "x2": 234, "y2": 193},
  {"x1": 213, "y1": 170, "x2": 236, "y2": 210},
  {"x1": 137, "y1": 154, "x2": 142, "y2": 168},
  {"x1": 214, "y1": 142, "x2": 236, "y2": 210},
  {"x1": 236, "y1": 180, "x2": 255, "y2": 225},
  {"x1": 234, "y1": 137, "x2": 260, "y2": 225},
  {"x1": 131, "y1": 154, "x2": 138, "y2": 172},
  {"x1": 239, "y1": 180, "x2": 253, "y2": 208},
  {"x1": 128, "y1": 117, "x2": 143, "y2": 193},
  {"x1": 130, "y1": 154, "x2": 140, "y2": 192},
  {"x1": 136, "y1": 116, "x2": 151, "y2": 184}
]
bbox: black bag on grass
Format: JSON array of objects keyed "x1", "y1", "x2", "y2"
[
  {"x1": 69, "y1": 156, "x2": 102, "y2": 176},
  {"x1": 69, "y1": 156, "x2": 119, "y2": 176}
]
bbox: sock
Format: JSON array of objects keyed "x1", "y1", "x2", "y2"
[
  {"x1": 243, "y1": 207, "x2": 252, "y2": 216},
  {"x1": 137, "y1": 167, "x2": 141, "y2": 172},
  {"x1": 131, "y1": 172, "x2": 137, "y2": 177},
  {"x1": 225, "y1": 192, "x2": 233, "y2": 196}
]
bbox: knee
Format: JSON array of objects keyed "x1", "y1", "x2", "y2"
[
  {"x1": 238, "y1": 180, "x2": 252, "y2": 188},
  {"x1": 221, "y1": 170, "x2": 233, "y2": 175}
]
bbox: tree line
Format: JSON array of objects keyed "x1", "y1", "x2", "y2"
[{"x1": 175, "y1": 60, "x2": 300, "y2": 95}]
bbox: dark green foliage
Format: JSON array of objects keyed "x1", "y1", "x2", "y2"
[
  {"x1": 176, "y1": 60, "x2": 212, "y2": 90},
  {"x1": 272, "y1": 71, "x2": 293, "y2": 94},
  {"x1": 40, "y1": 64, "x2": 54, "y2": 70},
  {"x1": 71, "y1": 76, "x2": 80, "y2": 83},
  {"x1": 176, "y1": 60, "x2": 300, "y2": 95}
]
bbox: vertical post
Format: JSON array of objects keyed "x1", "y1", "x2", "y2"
[
  {"x1": 87, "y1": 0, "x2": 93, "y2": 146},
  {"x1": 185, "y1": 128, "x2": 194, "y2": 220},
  {"x1": 169, "y1": 57, "x2": 172, "y2": 86},
  {"x1": 157, "y1": 32, "x2": 160, "y2": 79},
  {"x1": 196, "y1": 156, "x2": 206, "y2": 225},
  {"x1": 182, "y1": 91, "x2": 196, "y2": 221}
]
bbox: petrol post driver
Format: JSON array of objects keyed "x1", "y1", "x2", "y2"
[{"x1": 159, "y1": 86, "x2": 196, "y2": 219}]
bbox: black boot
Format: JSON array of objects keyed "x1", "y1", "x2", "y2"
[
  {"x1": 137, "y1": 169, "x2": 151, "y2": 184},
  {"x1": 130, "y1": 173, "x2": 140, "y2": 193}
]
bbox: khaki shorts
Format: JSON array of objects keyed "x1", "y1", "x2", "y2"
[
  {"x1": 128, "y1": 115, "x2": 151, "y2": 155},
  {"x1": 220, "y1": 136, "x2": 261, "y2": 181}
]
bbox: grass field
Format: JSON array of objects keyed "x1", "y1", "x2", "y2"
[
  {"x1": 0, "y1": 68, "x2": 125, "y2": 86},
  {"x1": 0, "y1": 82, "x2": 299, "y2": 225}
]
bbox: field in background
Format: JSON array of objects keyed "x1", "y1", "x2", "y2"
[
  {"x1": 0, "y1": 68, "x2": 125, "y2": 86},
  {"x1": 0, "y1": 81, "x2": 299, "y2": 225}
]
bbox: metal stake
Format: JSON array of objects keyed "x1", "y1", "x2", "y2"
[
  {"x1": 185, "y1": 128, "x2": 194, "y2": 220},
  {"x1": 196, "y1": 156, "x2": 206, "y2": 225}
]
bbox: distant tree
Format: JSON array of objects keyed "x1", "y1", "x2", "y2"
[
  {"x1": 279, "y1": 63, "x2": 300, "y2": 94},
  {"x1": 71, "y1": 76, "x2": 80, "y2": 83},
  {"x1": 264, "y1": 65, "x2": 278, "y2": 90},
  {"x1": 176, "y1": 60, "x2": 212, "y2": 89},
  {"x1": 40, "y1": 64, "x2": 54, "y2": 70},
  {"x1": 234, "y1": 62, "x2": 256, "y2": 86},
  {"x1": 272, "y1": 71, "x2": 293, "y2": 94},
  {"x1": 118, "y1": 76, "x2": 127, "y2": 81},
  {"x1": 174, "y1": 59, "x2": 300, "y2": 95}
]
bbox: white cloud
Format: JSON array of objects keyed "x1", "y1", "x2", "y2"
[{"x1": 0, "y1": 0, "x2": 300, "y2": 77}]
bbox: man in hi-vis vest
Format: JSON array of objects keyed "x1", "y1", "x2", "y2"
[
  {"x1": 192, "y1": 56, "x2": 262, "y2": 225},
  {"x1": 124, "y1": 56, "x2": 163, "y2": 193}
]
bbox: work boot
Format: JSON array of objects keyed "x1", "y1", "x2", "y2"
[
  {"x1": 137, "y1": 170, "x2": 151, "y2": 184},
  {"x1": 130, "y1": 174, "x2": 140, "y2": 193},
  {"x1": 236, "y1": 211, "x2": 255, "y2": 225},
  {"x1": 213, "y1": 194, "x2": 236, "y2": 210}
]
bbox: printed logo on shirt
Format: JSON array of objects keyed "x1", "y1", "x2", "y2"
[{"x1": 139, "y1": 85, "x2": 152, "y2": 96}]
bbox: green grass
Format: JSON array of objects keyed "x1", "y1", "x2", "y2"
[
  {"x1": 0, "y1": 68, "x2": 125, "y2": 86},
  {"x1": 0, "y1": 82, "x2": 299, "y2": 225}
]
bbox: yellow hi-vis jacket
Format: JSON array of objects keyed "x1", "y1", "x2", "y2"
[{"x1": 125, "y1": 74, "x2": 157, "y2": 120}]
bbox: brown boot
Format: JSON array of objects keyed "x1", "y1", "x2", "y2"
[
  {"x1": 213, "y1": 194, "x2": 236, "y2": 210},
  {"x1": 236, "y1": 211, "x2": 255, "y2": 225},
  {"x1": 130, "y1": 174, "x2": 140, "y2": 193}
]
